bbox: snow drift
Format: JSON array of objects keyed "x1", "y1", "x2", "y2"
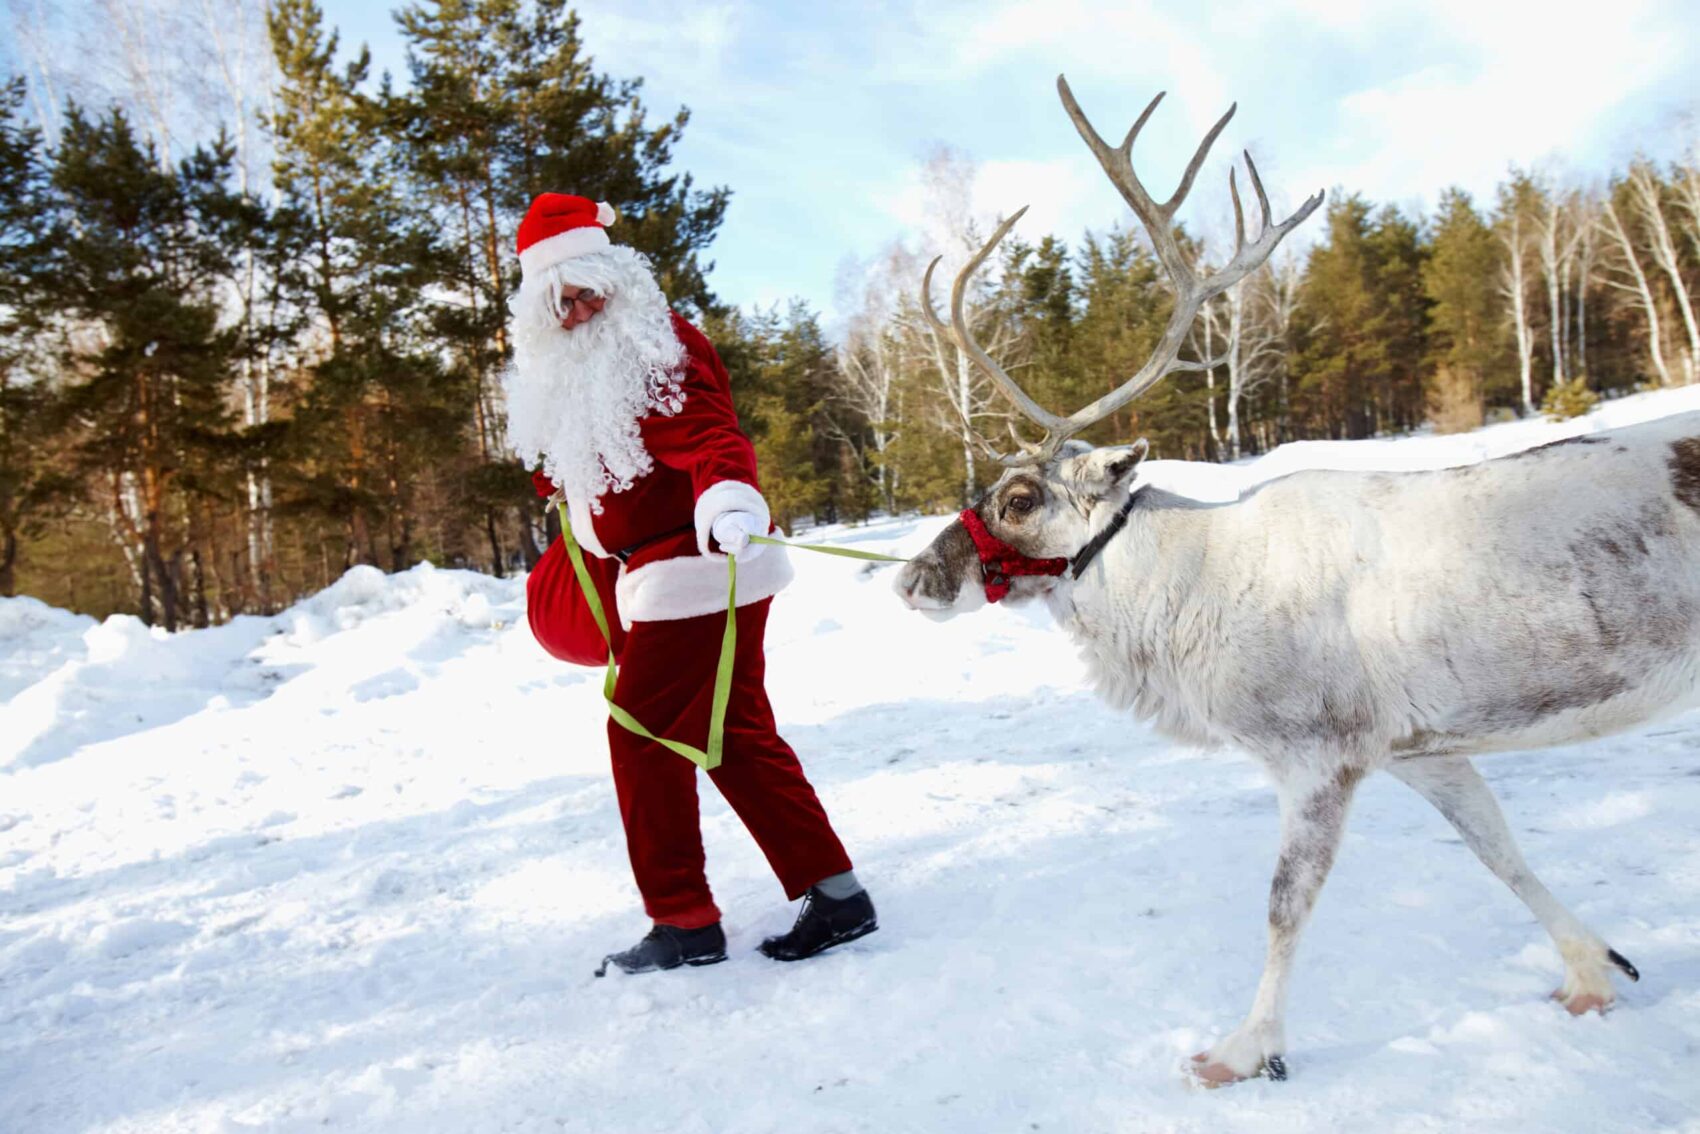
[{"x1": 4, "y1": 387, "x2": 1700, "y2": 1133}]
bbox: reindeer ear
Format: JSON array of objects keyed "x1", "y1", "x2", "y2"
[
  {"x1": 1108, "y1": 438, "x2": 1149, "y2": 482},
  {"x1": 1061, "y1": 439, "x2": 1148, "y2": 500}
]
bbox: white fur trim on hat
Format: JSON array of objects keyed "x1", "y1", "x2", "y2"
[
  {"x1": 519, "y1": 225, "x2": 613, "y2": 280},
  {"x1": 693, "y1": 480, "x2": 771, "y2": 557},
  {"x1": 615, "y1": 543, "x2": 793, "y2": 626}
]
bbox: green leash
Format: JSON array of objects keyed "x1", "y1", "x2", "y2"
[
  {"x1": 558, "y1": 502, "x2": 736, "y2": 771},
  {"x1": 747, "y1": 533, "x2": 909, "y2": 563},
  {"x1": 556, "y1": 503, "x2": 906, "y2": 772}
]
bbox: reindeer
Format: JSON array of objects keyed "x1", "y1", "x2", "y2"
[{"x1": 895, "y1": 76, "x2": 1694, "y2": 1086}]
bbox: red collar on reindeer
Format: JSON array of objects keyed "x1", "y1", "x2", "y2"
[{"x1": 958, "y1": 509, "x2": 1070, "y2": 603}]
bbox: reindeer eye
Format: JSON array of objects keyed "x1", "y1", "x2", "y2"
[{"x1": 1006, "y1": 494, "x2": 1036, "y2": 517}]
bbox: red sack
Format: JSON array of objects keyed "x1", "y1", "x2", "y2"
[{"x1": 526, "y1": 536, "x2": 627, "y2": 665}]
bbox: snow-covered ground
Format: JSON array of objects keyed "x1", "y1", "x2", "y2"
[{"x1": 5, "y1": 387, "x2": 1700, "y2": 1134}]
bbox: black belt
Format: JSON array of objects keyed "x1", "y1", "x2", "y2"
[{"x1": 613, "y1": 523, "x2": 697, "y2": 564}]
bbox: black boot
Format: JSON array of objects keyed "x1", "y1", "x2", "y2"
[
  {"x1": 759, "y1": 887, "x2": 877, "y2": 962},
  {"x1": 595, "y1": 922, "x2": 727, "y2": 977}
]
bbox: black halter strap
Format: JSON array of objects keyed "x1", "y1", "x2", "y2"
[{"x1": 1069, "y1": 486, "x2": 1141, "y2": 580}]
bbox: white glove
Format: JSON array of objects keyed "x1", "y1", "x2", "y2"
[{"x1": 710, "y1": 510, "x2": 766, "y2": 560}]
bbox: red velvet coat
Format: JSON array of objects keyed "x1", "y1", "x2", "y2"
[{"x1": 541, "y1": 311, "x2": 791, "y2": 627}]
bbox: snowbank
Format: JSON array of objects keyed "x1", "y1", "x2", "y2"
[{"x1": 2, "y1": 389, "x2": 1698, "y2": 1133}]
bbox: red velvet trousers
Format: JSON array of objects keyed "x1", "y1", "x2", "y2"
[{"x1": 608, "y1": 598, "x2": 852, "y2": 929}]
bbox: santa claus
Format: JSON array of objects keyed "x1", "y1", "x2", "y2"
[{"x1": 504, "y1": 193, "x2": 876, "y2": 974}]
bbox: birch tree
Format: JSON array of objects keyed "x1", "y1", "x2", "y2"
[
  {"x1": 1197, "y1": 293, "x2": 1224, "y2": 455},
  {"x1": 832, "y1": 245, "x2": 919, "y2": 514},
  {"x1": 1672, "y1": 146, "x2": 1700, "y2": 259},
  {"x1": 196, "y1": 0, "x2": 279, "y2": 609},
  {"x1": 1623, "y1": 158, "x2": 1699, "y2": 384},
  {"x1": 907, "y1": 267, "x2": 1021, "y2": 505},
  {"x1": 1496, "y1": 173, "x2": 1542, "y2": 414},
  {"x1": 1220, "y1": 268, "x2": 1286, "y2": 460},
  {"x1": 1569, "y1": 188, "x2": 1599, "y2": 381},
  {"x1": 1258, "y1": 251, "x2": 1303, "y2": 445},
  {"x1": 92, "y1": 0, "x2": 207, "y2": 169},
  {"x1": 908, "y1": 146, "x2": 1021, "y2": 504},
  {"x1": 1599, "y1": 194, "x2": 1675, "y2": 388},
  {"x1": 1194, "y1": 272, "x2": 1277, "y2": 460},
  {"x1": 3, "y1": 0, "x2": 67, "y2": 138},
  {"x1": 1534, "y1": 185, "x2": 1587, "y2": 388}
]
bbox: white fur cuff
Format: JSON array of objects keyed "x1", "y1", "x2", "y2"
[
  {"x1": 616, "y1": 544, "x2": 794, "y2": 626},
  {"x1": 694, "y1": 480, "x2": 770, "y2": 556}
]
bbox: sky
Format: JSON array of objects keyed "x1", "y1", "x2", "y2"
[
  {"x1": 12, "y1": 0, "x2": 1698, "y2": 325},
  {"x1": 334, "y1": 0, "x2": 1699, "y2": 322}
]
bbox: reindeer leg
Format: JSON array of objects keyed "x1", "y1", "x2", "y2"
[
  {"x1": 1190, "y1": 764, "x2": 1364, "y2": 1087},
  {"x1": 1388, "y1": 756, "x2": 1638, "y2": 1015}
]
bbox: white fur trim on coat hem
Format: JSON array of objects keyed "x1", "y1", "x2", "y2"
[
  {"x1": 616, "y1": 545, "x2": 793, "y2": 627},
  {"x1": 693, "y1": 480, "x2": 770, "y2": 556},
  {"x1": 565, "y1": 493, "x2": 609, "y2": 558}
]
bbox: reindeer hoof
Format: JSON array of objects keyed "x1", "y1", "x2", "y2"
[
  {"x1": 1189, "y1": 1051, "x2": 1285, "y2": 1087},
  {"x1": 1189, "y1": 1053, "x2": 1246, "y2": 1088},
  {"x1": 1551, "y1": 988, "x2": 1613, "y2": 1015},
  {"x1": 1553, "y1": 939, "x2": 1635, "y2": 1014}
]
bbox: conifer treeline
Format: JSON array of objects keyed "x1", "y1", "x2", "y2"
[
  {"x1": 2, "y1": 0, "x2": 724, "y2": 623},
  {"x1": 819, "y1": 162, "x2": 1699, "y2": 520},
  {"x1": 2, "y1": 2, "x2": 1696, "y2": 623}
]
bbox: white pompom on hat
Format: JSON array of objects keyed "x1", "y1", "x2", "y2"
[{"x1": 515, "y1": 193, "x2": 619, "y2": 280}]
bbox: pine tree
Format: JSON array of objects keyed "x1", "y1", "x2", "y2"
[
  {"x1": 1011, "y1": 234, "x2": 1078, "y2": 414},
  {"x1": 388, "y1": 0, "x2": 731, "y2": 573},
  {"x1": 0, "y1": 78, "x2": 73, "y2": 597},
  {"x1": 268, "y1": 0, "x2": 452, "y2": 574},
  {"x1": 1361, "y1": 204, "x2": 1429, "y2": 434},
  {"x1": 719, "y1": 302, "x2": 835, "y2": 529},
  {"x1": 44, "y1": 105, "x2": 249, "y2": 629},
  {"x1": 1292, "y1": 195, "x2": 1400, "y2": 438},
  {"x1": 1423, "y1": 188, "x2": 1504, "y2": 431},
  {"x1": 1072, "y1": 227, "x2": 1201, "y2": 456}
]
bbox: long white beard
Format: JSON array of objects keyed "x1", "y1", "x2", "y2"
[{"x1": 502, "y1": 246, "x2": 687, "y2": 512}]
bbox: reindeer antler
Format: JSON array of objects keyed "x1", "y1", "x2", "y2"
[
  {"x1": 922, "y1": 75, "x2": 1324, "y2": 466},
  {"x1": 921, "y1": 208, "x2": 1070, "y2": 441}
]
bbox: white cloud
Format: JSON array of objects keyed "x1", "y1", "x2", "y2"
[
  {"x1": 877, "y1": 152, "x2": 1118, "y2": 255},
  {"x1": 894, "y1": 0, "x2": 1694, "y2": 216},
  {"x1": 885, "y1": 0, "x2": 1234, "y2": 135},
  {"x1": 1284, "y1": 0, "x2": 1689, "y2": 212},
  {"x1": 570, "y1": 0, "x2": 748, "y2": 90},
  {"x1": 327, "y1": 0, "x2": 1698, "y2": 316}
]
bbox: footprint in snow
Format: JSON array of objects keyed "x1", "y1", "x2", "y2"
[
  {"x1": 350, "y1": 667, "x2": 421, "y2": 702},
  {"x1": 92, "y1": 918, "x2": 195, "y2": 959}
]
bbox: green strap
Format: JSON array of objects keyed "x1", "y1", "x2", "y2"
[
  {"x1": 558, "y1": 502, "x2": 735, "y2": 772},
  {"x1": 553, "y1": 507, "x2": 907, "y2": 773},
  {"x1": 747, "y1": 533, "x2": 908, "y2": 563}
]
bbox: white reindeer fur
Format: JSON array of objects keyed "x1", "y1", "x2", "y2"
[
  {"x1": 896, "y1": 411, "x2": 1700, "y2": 1083},
  {"x1": 1054, "y1": 413, "x2": 1700, "y2": 764}
]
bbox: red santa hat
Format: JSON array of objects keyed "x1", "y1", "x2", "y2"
[{"x1": 516, "y1": 193, "x2": 618, "y2": 280}]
